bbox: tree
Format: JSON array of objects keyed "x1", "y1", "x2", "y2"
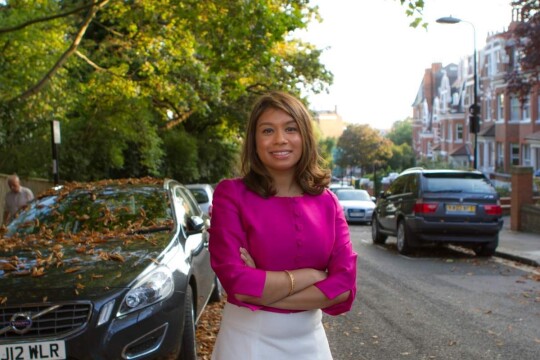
[
  {"x1": 385, "y1": 118, "x2": 415, "y2": 171},
  {"x1": 336, "y1": 124, "x2": 392, "y2": 175},
  {"x1": 0, "y1": 0, "x2": 332, "y2": 182},
  {"x1": 505, "y1": 1, "x2": 540, "y2": 100}
]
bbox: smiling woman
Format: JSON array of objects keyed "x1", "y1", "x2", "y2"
[{"x1": 209, "y1": 91, "x2": 357, "y2": 360}]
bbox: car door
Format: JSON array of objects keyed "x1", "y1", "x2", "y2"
[
  {"x1": 174, "y1": 186, "x2": 214, "y2": 316},
  {"x1": 377, "y1": 175, "x2": 407, "y2": 231}
]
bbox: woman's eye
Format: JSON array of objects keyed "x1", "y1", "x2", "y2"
[
  {"x1": 261, "y1": 128, "x2": 273, "y2": 134},
  {"x1": 286, "y1": 126, "x2": 298, "y2": 132}
]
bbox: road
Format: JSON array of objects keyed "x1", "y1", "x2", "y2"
[{"x1": 324, "y1": 224, "x2": 540, "y2": 360}]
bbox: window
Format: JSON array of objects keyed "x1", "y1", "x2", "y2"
[
  {"x1": 485, "y1": 98, "x2": 492, "y2": 122},
  {"x1": 510, "y1": 95, "x2": 520, "y2": 121},
  {"x1": 488, "y1": 142, "x2": 494, "y2": 167},
  {"x1": 522, "y1": 96, "x2": 530, "y2": 121},
  {"x1": 522, "y1": 144, "x2": 531, "y2": 166},
  {"x1": 456, "y1": 123, "x2": 463, "y2": 141},
  {"x1": 537, "y1": 94, "x2": 540, "y2": 122},
  {"x1": 496, "y1": 142, "x2": 504, "y2": 170},
  {"x1": 497, "y1": 93, "x2": 504, "y2": 121},
  {"x1": 510, "y1": 143, "x2": 520, "y2": 166}
]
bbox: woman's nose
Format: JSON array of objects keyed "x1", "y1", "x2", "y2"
[{"x1": 274, "y1": 130, "x2": 287, "y2": 144}]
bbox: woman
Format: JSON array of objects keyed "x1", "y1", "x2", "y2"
[{"x1": 209, "y1": 91, "x2": 357, "y2": 359}]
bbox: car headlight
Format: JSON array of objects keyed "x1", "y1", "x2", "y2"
[{"x1": 118, "y1": 265, "x2": 174, "y2": 316}]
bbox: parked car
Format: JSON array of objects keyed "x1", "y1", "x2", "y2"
[
  {"x1": 0, "y1": 178, "x2": 221, "y2": 360},
  {"x1": 186, "y1": 183, "x2": 214, "y2": 217},
  {"x1": 328, "y1": 183, "x2": 354, "y2": 194},
  {"x1": 334, "y1": 189, "x2": 376, "y2": 224},
  {"x1": 372, "y1": 168, "x2": 503, "y2": 256}
]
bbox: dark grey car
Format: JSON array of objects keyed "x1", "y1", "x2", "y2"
[
  {"x1": 0, "y1": 178, "x2": 221, "y2": 360},
  {"x1": 372, "y1": 168, "x2": 503, "y2": 256}
]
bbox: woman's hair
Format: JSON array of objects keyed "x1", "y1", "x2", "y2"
[{"x1": 241, "y1": 91, "x2": 330, "y2": 197}]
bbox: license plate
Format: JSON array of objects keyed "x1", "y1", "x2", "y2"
[
  {"x1": 349, "y1": 210, "x2": 365, "y2": 217},
  {"x1": 0, "y1": 341, "x2": 66, "y2": 360},
  {"x1": 446, "y1": 204, "x2": 476, "y2": 214}
]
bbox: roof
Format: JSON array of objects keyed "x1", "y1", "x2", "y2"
[
  {"x1": 478, "y1": 123, "x2": 496, "y2": 137},
  {"x1": 449, "y1": 144, "x2": 471, "y2": 157},
  {"x1": 525, "y1": 131, "x2": 540, "y2": 141}
]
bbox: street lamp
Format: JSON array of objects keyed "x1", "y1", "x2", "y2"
[{"x1": 436, "y1": 16, "x2": 480, "y2": 170}]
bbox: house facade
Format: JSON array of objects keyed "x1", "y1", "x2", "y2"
[{"x1": 411, "y1": 14, "x2": 540, "y2": 184}]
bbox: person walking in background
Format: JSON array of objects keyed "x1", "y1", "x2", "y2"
[
  {"x1": 209, "y1": 91, "x2": 357, "y2": 359},
  {"x1": 3, "y1": 174, "x2": 34, "y2": 225}
]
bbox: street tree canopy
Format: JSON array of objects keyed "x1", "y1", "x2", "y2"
[
  {"x1": 0, "y1": 0, "x2": 332, "y2": 182},
  {"x1": 336, "y1": 124, "x2": 393, "y2": 173}
]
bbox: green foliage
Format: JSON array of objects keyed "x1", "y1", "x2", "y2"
[
  {"x1": 0, "y1": 0, "x2": 331, "y2": 181},
  {"x1": 336, "y1": 124, "x2": 392, "y2": 173}
]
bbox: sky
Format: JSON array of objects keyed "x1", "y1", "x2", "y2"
[{"x1": 298, "y1": 0, "x2": 514, "y2": 130}]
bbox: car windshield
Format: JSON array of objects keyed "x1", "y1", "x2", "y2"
[
  {"x1": 6, "y1": 185, "x2": 173, "y2": 237},
  {"x1": 423, "y1": 174, "x2": 495, "y2": 194},
  {"x1": 337, "y1": 190, "x2": 371, "y2": 201}
]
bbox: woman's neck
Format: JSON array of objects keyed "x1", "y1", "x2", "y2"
[{"x1": 272, "y1": 173, "x2": 302, "y2": 197}]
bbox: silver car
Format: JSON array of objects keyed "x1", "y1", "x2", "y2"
[{"x1": 335, "y1": 189, "x2": 376, "y2": 224}]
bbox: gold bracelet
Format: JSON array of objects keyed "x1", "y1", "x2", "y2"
[{"x1": 284, "y1": 270, "x2": 295, "y2": 296}]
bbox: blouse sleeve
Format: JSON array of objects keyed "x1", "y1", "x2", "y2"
[
  {"x1": 208, "y1": 179, "x2": 266, "y2": 311},
  {"x1": 314, "y1": 192, "x2": 358, "y2": 315}
]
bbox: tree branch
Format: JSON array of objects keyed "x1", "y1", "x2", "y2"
[
  {"x1": 0, "y1": 0, "x2": 108, "y2": 34},
  {"x1": 9, "y1": 0, "x2": 110, "y2": 102}
]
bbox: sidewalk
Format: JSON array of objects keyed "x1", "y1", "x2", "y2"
[{"x1": 495, "y1": 216, "x2": 540, "y2": 267}]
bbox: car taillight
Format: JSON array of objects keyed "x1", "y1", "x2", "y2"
[
  {"x1": 208, "y1": 204, "x2": 213, "y2": 218},
  {"x1": 413, "y1": 201, "x2": 438, "y2": 214},
  {"x1": 483, "y1": 204, "x2": 502, "y2": 216}
]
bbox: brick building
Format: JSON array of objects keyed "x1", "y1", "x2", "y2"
[{"x1": 412, "y1": 13, "x2": 540, "y2": 184}]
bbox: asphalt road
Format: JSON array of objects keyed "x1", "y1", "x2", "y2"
[{"x1": 324, "y1": 224, "x2": 540, "y2": 360}]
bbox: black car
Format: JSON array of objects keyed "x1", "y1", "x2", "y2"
[
  {"x1": 372, "y1": 168, "x2": 503, "y2": 256},
  {"x1": 0, "y1": 178, "x2": 221, "y2": 360}
]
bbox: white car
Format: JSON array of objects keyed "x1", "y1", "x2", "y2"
[
  {"x1": 334, "y1": 189, "x2": 376, "y2": 224},
  {"x1": 186, "y1": 183, "x2": 214, "y2": 217}
]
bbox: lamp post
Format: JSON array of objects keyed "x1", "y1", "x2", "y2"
[{"x1": 436, "y1": 16, "x2": 479, "y2": 170}]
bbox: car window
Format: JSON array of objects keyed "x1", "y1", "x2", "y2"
[
  {"x1": 189, "y1": 188, "x2": 209, "y2": 204},
  {"x1": 403, "y1": 174, "x2": 418, "y2": 194},
  {"x1": 423, "y1": 173, "x2": 496, "y2": 193},
  {"x1": 386, "y1": 175, "x2": 407, "y2": 196},
  {"x1": 336, "y1": 190, "x2": 371, "y2": 201},
  {"x1": 174, "y1": 187, "x2": 202, "y2": 232},
  {"x1": 7, "y1": 186, "x2": 173, "y2": 236}
]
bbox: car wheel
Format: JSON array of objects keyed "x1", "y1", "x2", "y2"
[
  {"x1": 209, "y1": 276, "x2": 223, "y2": 303},
  {"x1": 179, "y1": 286, "x2": 197, "y2": 360},
  {"x1": 371, "y1": 216, "x2": 387, "y2": 244},
  {"x1": 396, "y1": 220, "x2": 413, "y2": 255},
  {"x1": 474, "y1": 235, "x2": 499, "y2": 257}
]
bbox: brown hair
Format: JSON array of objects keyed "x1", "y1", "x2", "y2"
[{"x1": 241, "y1": 91, "x2": 330, "y2": 197}]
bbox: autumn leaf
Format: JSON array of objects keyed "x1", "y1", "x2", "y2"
[{"x1": 64, "y1": 266, "x2": 82, "y2": 273}]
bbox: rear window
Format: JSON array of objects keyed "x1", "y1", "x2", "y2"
[{"x1": 422, "y1": 173, "x2": 496, "y2": 194}]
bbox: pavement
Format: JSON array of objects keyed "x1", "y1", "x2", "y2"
[{"x1": 496, "y1": 216, "x2": 540, "y2": 267}]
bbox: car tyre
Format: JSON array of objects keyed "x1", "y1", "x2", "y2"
[
  {"x1": 474, "y1": 235, "x2": 499, "y2": 257},
  {"x1": 396, "y1": 220, "x2": 413, "y2": 255},
  {"x1": 209, "y1": 276, "x2": 223, "y2": 303},
  {"x1": 371, "y1": 216, "x2": 387, "y2": 244},
  {"x1": 180, "y1": 286, "x2": 197, "y2": 360}
]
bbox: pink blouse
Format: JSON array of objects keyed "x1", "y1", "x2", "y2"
[{"x1": 208, "y1": 178, "x2": 357, "y2": 315}]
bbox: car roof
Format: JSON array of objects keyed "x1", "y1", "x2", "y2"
[{"x1": 399, "y1": 167, "x2": 484, "y2": 176}]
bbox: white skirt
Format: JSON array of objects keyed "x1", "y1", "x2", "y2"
[{"x1": 211, "y1": 303, "x2": 333, "y2": 360}]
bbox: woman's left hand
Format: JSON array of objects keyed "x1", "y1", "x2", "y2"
[{"x1": 240, "y1": 247, "x2": 256, "y2": 268}]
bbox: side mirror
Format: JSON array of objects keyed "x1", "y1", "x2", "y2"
[{"x1": 186, "y1": 215, "x2": 205, "y2": 234}]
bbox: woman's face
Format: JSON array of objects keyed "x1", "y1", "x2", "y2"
[{"x1": 255, "y1": 108, "x2": 303, "y2": 176}]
